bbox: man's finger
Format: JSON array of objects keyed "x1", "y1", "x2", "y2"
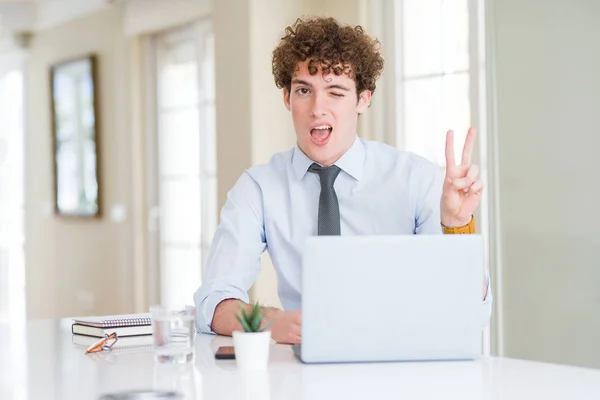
[
  {"x1": 445, "y1": 130, "x2": 456, "y2": 167},
  {"x1": 467, "y1": 179, "x2": 484, "y2": 196},
  {"x1": 466, "y1": 164, "x2": 479, "y2": 182},
  {"x1": 452, "y1": 178, "x2": 471, "y2": 190},
  {"x1": 293, "y1": 310, "x2": 302, "y2": 324},
  {"x1": 461, "y1": 127, "x2": 476, "y2": 166}
]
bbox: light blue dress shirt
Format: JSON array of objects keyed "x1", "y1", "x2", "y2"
[{"x1": 194, "y1": 137, "x2": 492, "y2": 333}]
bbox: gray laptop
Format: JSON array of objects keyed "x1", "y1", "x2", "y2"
[{"x1": 293, "y1": 234, "x2": 484, "y2": 363}]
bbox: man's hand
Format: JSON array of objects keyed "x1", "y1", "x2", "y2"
[
  {"x1": 211, "y1": 299, "x2": 302, "y2": 344},
  {"x1": 267, "y1": 309, "x2": 302, "y2": 344},
  {"x1": 441, "y1": 128, "x2": 484, "y2": 227}
]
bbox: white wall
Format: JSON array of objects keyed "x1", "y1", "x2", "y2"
[
  {"x1": 25, "y1": 6, "x2": 135, "y2": 318},
  {"x1": 493, "y1": 0, "x2": 600, "y2": 368},
  {"x1": 123, "y1": 0, "x2": 210, "y2": 36}
]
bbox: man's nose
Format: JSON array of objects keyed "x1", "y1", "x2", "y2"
[{"x1": 310, "y1": 92, "x2": 327, "y2": 117}]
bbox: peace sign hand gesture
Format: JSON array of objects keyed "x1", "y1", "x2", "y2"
[{"x1": 441, "y1": 128, "x2": 484, "y2": 227}]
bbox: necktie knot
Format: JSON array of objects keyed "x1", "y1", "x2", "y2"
[{"x1": 308, "y1": 163, "x2": 341, "y2": 189}]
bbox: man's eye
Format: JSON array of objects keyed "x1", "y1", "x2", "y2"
[
  {"x1": 331, "y1": 92, "x2": 344, "y2": 97},
  {"x1": 296, "y1": 88, "x2": 310, "y2": 95}
]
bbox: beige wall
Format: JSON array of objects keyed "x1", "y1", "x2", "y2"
[
  {"x1": 493, "y1": 0, "x2": 600, "y2": 368},
  {"x1": 213, "y1": 0, "x2": 305, "y2": 308},
  {"x1": 212, "y1": 0, "x2": 376, "y2": 308},
  {"x1": 25, "y1": 6, "x2": 135, "y2": 318},
  {"x1": 23, "y1": 1, "x2": 213, "y2": 319},
  {"x1": 19, "y1": 0, "x2": 381, "y2": 317},
  {"x1": 304, "y1": 0, "x2": 373, "y2": 140},
  {"x1": 248, "y1": 1, "x2": 304, "y2": 308}
]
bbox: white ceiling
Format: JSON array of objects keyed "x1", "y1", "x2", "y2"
[{"x1": 0, "y1": 0, "x2": 114, "y2": 35}]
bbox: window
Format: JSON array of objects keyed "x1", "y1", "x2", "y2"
[
  {"x1": 374, "y1": 0, "x2": 492, "y2": 355},
  {"x1": 150, "y1": 22, "x2": 217, "y2": 308},
  {"x1": 0, "y1": 67, "x2": 25, "y2": 323},
  {"x1": 0, "y1": 61, "x2": 28, "y2": 399},
  {"x1": 397, "y1": 0, "x2": 473, "y2": 168}
]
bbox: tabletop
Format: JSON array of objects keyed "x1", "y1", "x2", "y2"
[{"x1": 1, "y1": 318, "x2": 600, "y2": 399}]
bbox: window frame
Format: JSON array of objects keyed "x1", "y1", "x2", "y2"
[
  {"x1": 145, "y1": 20, "x2": 217, "y2": 308},
  {"x1": 369, "y1": 0, "x2": 499, "y2": 356}
]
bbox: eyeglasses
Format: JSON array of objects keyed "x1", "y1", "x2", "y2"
[{"x1": 85, "y1": 332, "x2": 118, "y2": 354}]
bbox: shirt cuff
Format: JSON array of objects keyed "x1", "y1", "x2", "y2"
[{"x1": 442, "y1": 216, "x2": 476, "y2": 234}]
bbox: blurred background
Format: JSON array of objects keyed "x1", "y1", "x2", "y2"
[{"x1": 0, "y1": 0, "x2": 598, "y2": 370}]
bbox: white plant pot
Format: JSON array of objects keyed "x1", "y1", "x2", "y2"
[{"x1": 232, "y1": 330, "x2": 271, "y2": 369}]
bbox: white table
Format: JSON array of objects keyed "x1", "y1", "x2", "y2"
[{"x1": 1, "y1": 319, "x2": 600, "y2": 399}]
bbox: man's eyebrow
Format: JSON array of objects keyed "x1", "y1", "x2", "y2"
[
  {"x1": 326, "y1": 84, "x2": 351, "y2": 91},
  {"x1": 291, "y1": 79, "x2": 351, "y2": 91},
  {"x1": 291, "y1": 79, "x2": 312, "y2": 87}
]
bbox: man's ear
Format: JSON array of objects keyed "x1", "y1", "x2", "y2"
[
  {"x1": 283, "y1": 88, "x2": 291, "y2": 111},
  {"x1": 356, "y1": 90, "x2": 372, "y2": 114}
]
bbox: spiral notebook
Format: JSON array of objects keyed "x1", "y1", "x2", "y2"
[
  {"x1": 73, "y1": 313, "x2": 151, "y2": 328},
  {"x1": 72, "y1": 313, "x2": 152, "y2": 338}
]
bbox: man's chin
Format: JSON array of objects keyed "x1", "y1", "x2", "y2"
[
  {"x1": 298, "y1": 140, "x2": 340, "y2": 165},
  {"x1": 307, "y1": 149, "x2": 340, "y2": 166}
]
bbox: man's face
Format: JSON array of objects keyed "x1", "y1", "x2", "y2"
[{"x1": 283, "y1": 61, "x2": 371, "y2": 166}]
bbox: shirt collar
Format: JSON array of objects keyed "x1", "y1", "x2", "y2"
[{"x1": 292, "y1": 136, "x2": 365, "y2": 181}]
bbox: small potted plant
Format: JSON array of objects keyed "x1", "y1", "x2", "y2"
[{"x1": 232, "y1": 301, "x2": 273, "y2": 369}]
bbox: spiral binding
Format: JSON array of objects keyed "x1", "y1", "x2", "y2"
[{"x1": 101, "y1": 317, "x2": 152, "y2": 327}]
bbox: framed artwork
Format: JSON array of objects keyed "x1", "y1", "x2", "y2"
[{"x1": 50, "y1": 54, "x2": 100, "y2": 217}]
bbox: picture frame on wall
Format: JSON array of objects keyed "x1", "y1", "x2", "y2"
[{"x1": 50, "y1": 54, "x2": 101, "y2": 218}]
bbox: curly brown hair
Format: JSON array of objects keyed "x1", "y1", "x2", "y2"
[{"x1": 272, "y1": 17, "x2": 385, "y2": 97}]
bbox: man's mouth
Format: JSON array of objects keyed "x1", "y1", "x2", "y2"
[{"x1": 310, "y1": 125, "x2": 333, "y2": 145}]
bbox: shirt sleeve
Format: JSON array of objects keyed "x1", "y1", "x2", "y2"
[
  {"x1": 413, "y1": 159, "x2": 444, "y2": 234},
  {"x1": 193, "y1": 172, "x2": 267, "y2": 334}
]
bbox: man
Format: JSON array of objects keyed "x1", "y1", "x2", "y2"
[{"x1": 194, "y1": 17, "x2": 491, "y2": 344}]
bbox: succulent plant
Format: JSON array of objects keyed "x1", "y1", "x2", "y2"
[{"x1": 236, "y1": 301, "x2": 273, "y2": 333}]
